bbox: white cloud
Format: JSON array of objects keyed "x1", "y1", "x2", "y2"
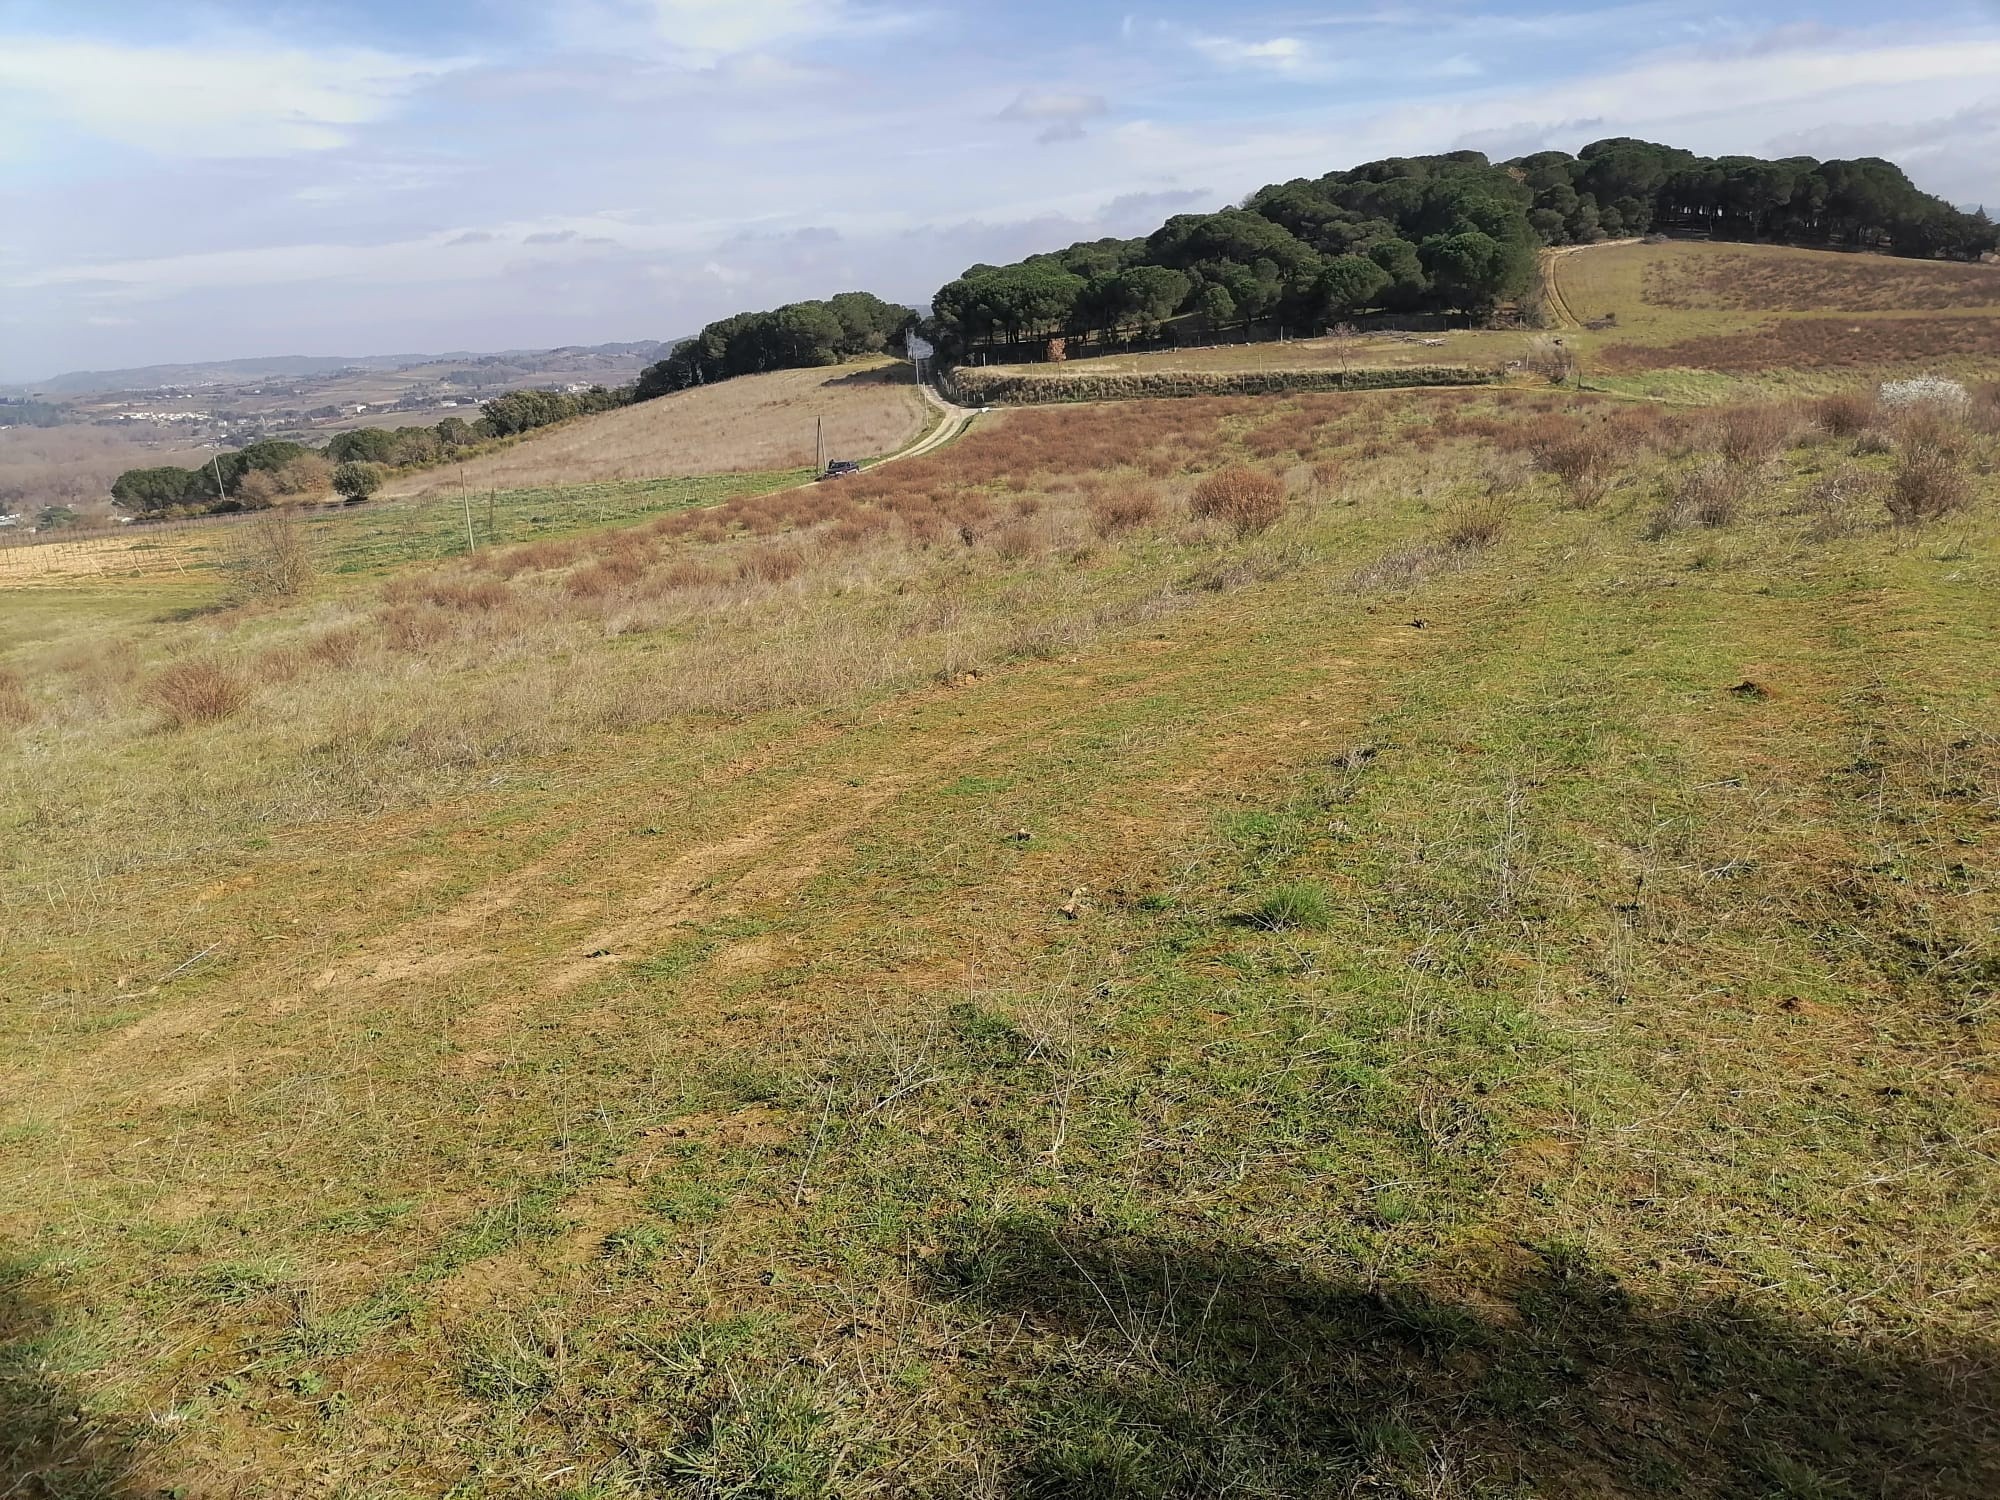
[
  {"x1": 999, "y1": 90, "x2": 1111, "y2": 144},
  {"x1": 11, "y1": 217, "x2": 660, "y2": 299},
  {"x1": 1187, "y1": 33, "x2": 1314, "y2": 74},
  {"x1": 568, "y1": 0, "x2": 914, "y2": 65},
  {"x1": 643, "y1": 0, "x2": 856, "y2": 53},
  {"x1": 0, "y1": 35, "x2": 464, "y2": 157}
]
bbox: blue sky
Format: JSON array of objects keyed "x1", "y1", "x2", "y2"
[{"x1": 3, "y1": 0, "x2": 1999, "y2": 380}]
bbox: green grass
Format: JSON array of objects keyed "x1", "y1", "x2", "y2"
[
  {"x1": 1, "y1": 393, "x2": 1996, "y2": 1497},
  {"x1": 314, "y1": 469, "x2": 812, "y2": 573},
  {"x1": 0, "y1": 470, "x2": 813, "y2": 665}
]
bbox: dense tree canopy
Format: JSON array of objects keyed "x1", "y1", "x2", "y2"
[
  {"x1": 111, "y1": 440, "x2": 326, "y2": 515},
  {"x1": 635, "y1": 291, "x2": 913, "y2": 398},
  {"x1": 479, "y1": 386, "x2": 623, "y2": 437},
  {"x1": 111, "y1": 465, "x2": 217, "y2": 515},
  {"x1": 1524, "y1": 139, "x2": 1996, "y2": 255},
  {"x1": 926, "y1": 141, "x2": 1996, "y2": 357},
  {"x1": 111, "y1": 407, "x2": 515, "y2": 518}
]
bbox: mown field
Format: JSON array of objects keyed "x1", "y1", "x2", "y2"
[
  {"x1": 979, "y1": 241, "x2": 2000, "y2": 408},
  {"x1": 1, "y1": 374, "x2": 1995, "y2": 1498},
  {"x1": 381, "y1": 364, "x2": 929, "y2": 500}
]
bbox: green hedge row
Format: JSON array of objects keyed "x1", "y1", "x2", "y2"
[{"x1": 947, "y1": 364, "x2": 1498, "y2": 406}]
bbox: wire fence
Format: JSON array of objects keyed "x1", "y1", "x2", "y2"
[
  {"x1": 0, "y1": 511, "x2": 258, "y2": 582},
  {"x1": 0, "y1": 472, "x2": 804, "y2": 587}
]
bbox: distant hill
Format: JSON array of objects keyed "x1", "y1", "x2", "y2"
[{"x1": 9, "y1": 341, "x2": 679, "y2": 398}]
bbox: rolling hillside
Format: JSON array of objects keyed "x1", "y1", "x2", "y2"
[
  {"x1": 2, "y1": 372, "x2": 1996, "y2": 1496},
  {"x1": 383, "y1": 362, "x2": 929, "y2": 499},
  {"x1": 975, "y1": 241, "x2": 2000, "y2": 405}
]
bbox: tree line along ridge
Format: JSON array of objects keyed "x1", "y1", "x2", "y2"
[{"x1": 106, "y1": 139, "x2": 1994, "y2": 517}]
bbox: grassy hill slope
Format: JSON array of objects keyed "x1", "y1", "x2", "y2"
[
  {"x1": 383, "y1": 362, "x2": 928, "y2": 499},
  {"x1": 976, "y1": 242, "x2": 2000, "y2": 407},
  {"x1": 1554, "y1": 239, "x2": 2000, "y2": 399},
  {"x1": 1, "y1": 386, "x2": 1996, "y2": 1497}
]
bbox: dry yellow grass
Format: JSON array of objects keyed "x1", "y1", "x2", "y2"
[
  {"x1": 383, "y1": 361, "x2": 928, "y2": 498},
  {"x1": 4, "y1": 387, "x2": 1997, "y2": 1497}
]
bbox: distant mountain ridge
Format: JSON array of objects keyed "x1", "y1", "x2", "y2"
[{"x1": 10, "y1": 341, "x2": 679, "y2": 397}]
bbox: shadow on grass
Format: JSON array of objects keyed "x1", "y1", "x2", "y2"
[
  {"x1": 926, "y1": 1221, "x2": 2000, "y2": 1499},
  {"x1": 821, "y1": 364, "x2": 916, "y2": 388},
  {"x1": 1, "y1": 1257, "x2": 147, "y2": 1499}
]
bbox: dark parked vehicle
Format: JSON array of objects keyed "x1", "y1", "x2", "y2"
[{"x1": 819, "y1": 459, "x2": 861, "y2": 480}]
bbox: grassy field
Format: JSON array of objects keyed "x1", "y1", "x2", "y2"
[
  {"x1": 0, "y1": 379, "x2": 1994, "y2": 1497},
  {"x1": 979, "y1": 242, "x2": 2000, "y2": 408},
  {"x1": 977, "y1": 328, "x2": 1541, "y2": 378},
  {"x1": 0, "y1": 471, "x2": 808, "y2": 601},
  {"x1": 382, "y1": 364, "x2": 928, "y2": 500},
  {"x1": 1554, "y1": 240, "x2": 2000, "y2": 400}
]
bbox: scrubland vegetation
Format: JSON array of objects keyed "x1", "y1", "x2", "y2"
[{"x1": 2, "y1": 368, "x2": 1996, "y2": 1497}]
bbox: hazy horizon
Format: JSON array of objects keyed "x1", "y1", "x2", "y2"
[{"x1": 5, "y1": 0, "x2": 1998, "y2": 384}]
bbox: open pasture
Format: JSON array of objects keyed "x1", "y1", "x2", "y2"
[
  {"x1": 978, "y1": 241, "x2": 2000, "y2": 407},
  {"x1": 383, "y1": 363, "x2": 928, "y2": 500},
  {"x1": 2, "y1": 378, "x2": 1997, "y2": 1497}
]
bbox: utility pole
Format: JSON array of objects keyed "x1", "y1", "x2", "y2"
[
  {"x1": 815, "y1": 416, "x2": 824, "y2": 475},
  {"x1": 211, "y1": 454, "x2": 228, "y2": 506},
  {"x1": 460, "y1": 475, "x2": 476, "y2": 554}
]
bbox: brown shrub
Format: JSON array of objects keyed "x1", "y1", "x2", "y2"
[
  {"x1": 1648, "y1": 459, "x2": 1747, "y2": 537},
  {"x1": 654, "y1": 559, "x2": 723, "y2": 591},
  {"x1": 1683, "y1": 459, "x2": 1748, "y2": 528},
  {"x1": 275, "y1": 454, "x2": 333, "y2": 496},
  {"x1": 1791, "y1": 468, "x2": 1878, "y2": 541},
  {"x1": 254, "y1": 646, "x2": 306, "y2": 684},
  {"x1": 305, "y1": 627, "x2": 366, "y2": 667},
  {"x1": 1886, "y1": 437, "x2": 1971, "y2": 525},
  {"x1": 824, "y1": 511, "x2": 891, "y2": 549},
  {"x1": 1438, "y1": 500, "x2": 1508, "y2": 550},
  {"x1": 991, "y1": 520, "x2": 1049, "y2": 560},
  {"x1": 1087, "y1": 487, "x2": 1161, "y2": 537},
  {"x1": 1190, "y1": 467, "x2": 1286, "y2": 536},
  {"x1": 737, "y1": 546, "x2": 805, "y2": 583},
  {"x1": 379, "y1": 605, "x2": 455, "y2": 651},
  {"x1": 564, "y1": 553, "x2": 647, "y2": 598},
  {"x1": 232, "y1": 509, "x2": 317, "y2": 602},
  {"x1": 0, "y1": 668, "x2": 34, "y2": 727},
  {"x1": 1971, "y1": 382, "x2": 2000, "y2": 435},
  {"x1": 149, "y1": 659, "x2": 251, "y2": 727},
  {"x1": 417, "y1": 578, "x2": 514, "y2": 612},
  {"x1": 490, "y1": 538, "x2": 581, "y2": 577},
  {"x1": 235, "y1": 469, "x2": 283, "y2": 508},
  {"x1": 1714, "y1": 404, "x2": 1797, "y2": 466},
  {"x1": 1813, "y1": 391, "x2": 1876, "y2": 438},
  {"x1": 1523, "y1": 422, "x2": 1612, "y2": 507}
]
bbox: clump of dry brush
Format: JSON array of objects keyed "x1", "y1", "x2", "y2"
[
  {"x1": 148, "y1": 659, "x2": 252, "y2": 727},
  {"x1": 1189, "y1": 468, "x2": 1287, "y2": 536},
  {"x1": 1887, "y1": 411, "x2": 1974, "y2": 525}
]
